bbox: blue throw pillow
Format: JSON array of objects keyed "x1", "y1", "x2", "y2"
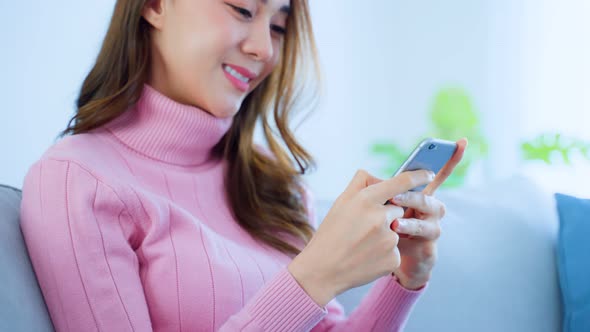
[{"x1": 555, "y1": 193, "x2": 590, "y2": 332}]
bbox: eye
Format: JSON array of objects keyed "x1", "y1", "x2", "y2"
[
  {"x1": 228, "y1": 4, "x2": 252, "y2": 19},
  {"x1": 271, "y1": 24, "x2": 286, "y2": 35}
]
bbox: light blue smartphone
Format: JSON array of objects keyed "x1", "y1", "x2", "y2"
[{"x1": 384, "y1": 138, "x2": 457, "y2": 205}]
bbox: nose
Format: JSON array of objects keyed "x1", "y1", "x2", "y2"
[{"x1": 241, "y1": 20, "x2": 274, "y2": 63}]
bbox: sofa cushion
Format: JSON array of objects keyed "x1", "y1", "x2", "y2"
[
  {"x1": 0, "y1": 184, "x2": 54, "y2": 331},
  {"x1": 555, "y1": 193, "x2": 590, "y2": 332}
]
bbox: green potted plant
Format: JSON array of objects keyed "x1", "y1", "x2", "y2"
[
  {"x1": 371, "y1": 87, "x2": 488, "y2": 188},
  {"x1": 521, "y1": 133, "x2": 590, "y2": 165}
]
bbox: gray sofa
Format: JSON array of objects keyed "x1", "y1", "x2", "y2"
[
  {"x1": 1, "y1": 175, "x2": 563, "y2": 331},
  {"x1": 0, "y1": 185, "x2": 54, "y2": 331}
]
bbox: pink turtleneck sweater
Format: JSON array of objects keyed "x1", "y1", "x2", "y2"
[{"x1": 19, "y1": 84, "x2": 425, "y2": 332}]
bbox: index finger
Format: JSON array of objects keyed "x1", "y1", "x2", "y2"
[{"x1": 422, "y1": 138, "x2": 468, "y2": 196}]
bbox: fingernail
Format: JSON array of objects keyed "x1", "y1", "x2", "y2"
[
  {"x1": 390, "y1": 219, "x2": 398, "y2": 230},
  {"x1": 393, "y1": 193, "x2": 406, "y2": 202},
  {"x1": 428, "y1": 171, "x2": 435, "y2": 181},
  {"x1": 396, "y1": 219, "x2": 407, "y2": 231}
]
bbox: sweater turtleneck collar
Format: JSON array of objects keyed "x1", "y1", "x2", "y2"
[{"x1": 103, "y1": 83, "x2": 234, "y2": 166}]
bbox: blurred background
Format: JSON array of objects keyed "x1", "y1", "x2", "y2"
[{"x1": 1, "y1": 0, "x2": 588, "y2": 199}]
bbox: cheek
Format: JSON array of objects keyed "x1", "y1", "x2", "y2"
[
  {"x1": 269, "y1": 48, "x2": 281, "y2": 71},
  {"x1": 255, "y1": 50, "x2": 281, "y2": 85},
  {"x1": 167, "y1": 7, "x2": 236, "y2": 75}
]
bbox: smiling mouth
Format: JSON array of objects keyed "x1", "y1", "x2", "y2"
[{"x1": 222, "y1": 64, "x2": 252, "y2": 83}]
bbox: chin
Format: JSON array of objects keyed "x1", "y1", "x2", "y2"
[
  {"x1": 216, "y1": 98, "x2": 245, "y2": 118},
  {"x1": 207, "y1": 103, "x2": 239, "y2": 119}
]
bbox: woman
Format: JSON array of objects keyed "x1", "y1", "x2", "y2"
[{"x1": 20, "y1": 0, "x2": 467, "y2": 331}]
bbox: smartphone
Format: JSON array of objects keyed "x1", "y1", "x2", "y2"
[{"x1": 384, "y1": 138, "x2": 457, "y2": 205}]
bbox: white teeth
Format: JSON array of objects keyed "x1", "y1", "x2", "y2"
[{"x1": 224, "y1": 65, "x2": 250, "y2": 83}]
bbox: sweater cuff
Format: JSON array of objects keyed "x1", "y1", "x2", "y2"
[
  {"x1": 361, "y1": 274, "x2": 427, "y2": 329},
  {"x1": 243, "y1": 267, "x2": 328, "y2": 331}
]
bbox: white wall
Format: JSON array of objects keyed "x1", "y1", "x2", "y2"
[
  {"x1": 1, "y1": 1, "x2": 116, "y2": 188},
  {"x1": 517, "y1": 0, "x2": 590, "y2": 196},
  {"x1": 520, "y1": 0, "x2": 590, "y2": 140},
  {"x1": 1, "y1": 1, "x2": 587, "y2": 198}
]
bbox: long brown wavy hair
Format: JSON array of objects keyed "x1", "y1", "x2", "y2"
[{"x1": 59, "y1": 0, "x2": 321, "y2": 257}]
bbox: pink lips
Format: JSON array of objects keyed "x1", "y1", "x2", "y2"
[{"x1": 223, "y1": 64, "x2": 257, "y2": 93}]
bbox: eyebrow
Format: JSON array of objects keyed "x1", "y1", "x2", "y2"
[{"x1": 260, "y1": 0, "x2": 291, "y2": 15}]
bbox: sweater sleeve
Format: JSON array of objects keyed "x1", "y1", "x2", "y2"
[
  {"x1": 219, "y1": 183, "x2": 426, "y2": 331},
  {"x1": 218, "y1": 264, "x2": 425, "y2": 332},
  {"x1": 19, "y1": 159, "x2": 153, "y2": 332},
  {"x1": 310, "y1": 275, "x2": 426, "y2": 331}
]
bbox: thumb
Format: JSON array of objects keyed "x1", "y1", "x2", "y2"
[{"x1": 344, "y1": 169, "x2": 384, "y2": 195}]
